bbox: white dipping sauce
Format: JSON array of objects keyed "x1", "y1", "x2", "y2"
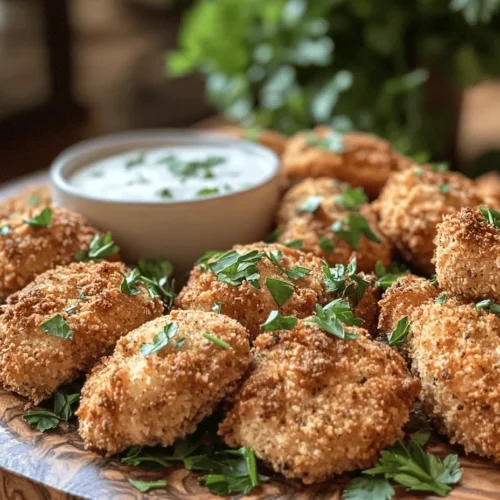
[{"x1": 70, "y1": 146, "x2": 273, "y2": 202}]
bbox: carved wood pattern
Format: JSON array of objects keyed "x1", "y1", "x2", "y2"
[{"x1": 1, "y1": 388, "x2": 500, "y2": 499}]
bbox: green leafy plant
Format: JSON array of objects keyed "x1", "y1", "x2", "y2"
[{"x1": 167, "y1": 0, "x2": 500, "y2": 159}]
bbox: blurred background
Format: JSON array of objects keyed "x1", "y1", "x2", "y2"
[{"x1": 0, "y1": 0, "x2": 499, "y2": 185}]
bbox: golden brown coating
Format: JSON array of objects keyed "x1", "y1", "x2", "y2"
[
  {"x1": 378, "y1": 274, "x2": 439, "y2": 334},
  {"x1": 219, "y1": 321, "x2": 420, "y2": 483},
  {"x1": 435, "y1": 207, "x2": 500, "y2": 302},
  {"x1": 352, "y1": 274, "x2": 381, "y2": 336},
  {"x1": 277, "y1": 204, "x2": 392, "y2": 273},
  {"x1": 0, "y1": 261, "x2": 163, "y2": 404},
  {"x1": 0, "y1": 185, "x2": 51, "y2": 219},
  {"x1": 282, "y1": 127, "x2": 412, "y2": 198},
  {"x1": 476, "y1": 172, "x2": 500, "y2": 207},
  {"x1": 77, "y1": 310, "x2": 251, "y2": 455},
  {"x1": 376, "y1": 166, "x2": 483, "y2": 275},
  {"x1": 0, "y1": 205, "x2": 101, "y2": 301},
  {"x1": 175, "y1": 243, "x2": 327, "y2": 340},
  {"x1": 409, "y1": 302, "x2": 500, "y2": 461}
]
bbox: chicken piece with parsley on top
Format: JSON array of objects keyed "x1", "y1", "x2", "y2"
[
  {"x1": 77, "y1": 310, "x2": 250, "y2": 455},
  {"x1": 0, "y1": 185, "x2": 51, "y2": 219},
  {"x1": 0, "y1": 261, "x2": 163, "y2": 404},
  {"x1": 219, "y1": 319, "x2": 420, "y2": 484}
]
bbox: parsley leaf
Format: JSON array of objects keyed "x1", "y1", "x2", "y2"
[
  {"x1": 479, "y1": 207, "x2": 500, "y2": 229},
  {"x1": 387, "y1": 316, "x2": 411, "y2": 346},
  {"x1": 197, "y1": 187, "x2": 220, "y2": 197},
  {"x1": 335, "y1": 186, "x2": 368, "y2": 211},
  {"x1": 24, "y1": 207, "x2": 52, "y2": 228},
  {"x1": 265, "y1": 249, "x2": 310, "y2": 280},
  {"x1": 196, "y1": 250, "x2": 224, "y2": 269},
  {"x1": 298, "y1": 195, "x2": 323, "y2": 213},
  {"x1": 323, "y1": 260, "x2": 369, "y2": 305},
  {"x1": 265, "y1": 277, "x2": 294, "y2": 306},
  {"x1": 202, "y1": 333, "x2": 230, "y2": 349},
  {"x1": 208, "y1": 250, "x2": 263, "y2": 289},
  {"x1": 332, "y1": 212, "x2": 381, "y2": 249},
  {"x1": 53, "y1": 390, "x2": 80, "y2": 421},
  {"x1": 166, "y1": 155, "x2": 226, "y2": 178},
  {"x1": 342, "y1": 476, "x2": 394, "y2": 500},
  {"x1": 125, "y1": 152, "x2": 145, "y2": 168},
  {"x1": 261, "y1": 310, "x2": 298, "y2": 331},
  {"x1": 429, "y1": 162, "x2": 449, "y2": 172},
  {"x1": 435, "y1": 293, "x2": 447, "y2": 305},
  {"x1": 40, "y1": 314, "x2": 72, "y2": 340},
  {"x1": 158, "y1": 188, "x2": 173, "y2": 199},
  {"x1": 361, "y1": 432, "x2": 462, "y2": 497},
  {"x1": 307, "y1": 131, "x2": 344, "y2": 152},
  {"x1": 319, "y1": 233, "x2": 334, "y2": 253},
  {"x1": 212, "y1": 302, "x2": 222, "y2": 313},
  {"x1": 63, "y1": 303, "x2": 78, "y2": 316},
  {"x1": 140, "y1": 322, "x2": 178, "y2": 356},
  {"x1": 476, "y1": 299, "x2": 500, "y2": 315},
  {"x1": 23, "y1": 410, "x2": 60, "y2": 432},
  {"x1": 121, "y1": 268, "x2": 141, "y2": 296},
  {"x1": 375, "y1": 261, "x2": 409, "y2": 289},
  {"x1": 0, "y1": 225, "x2": 11, "y2": 236},
  {"x1": 439, "y1": 183, "x2": 450, "y2": 193},
  {"x1": 306, "y1": 299, "x2": 361, "y2": 339},
  {"x1": 283, "y1": 239, "x2": 303, "y2": 249},
  {"x1": 28, "y1": 194, "x2": 42, "y2": 206},
  {"x1": 138, "y1": 259, "x2": 174, "y2": 282},
  {"x1": 74, "y1": 232, "x2": 120, "y2": 261},
  {"x1": 264, "y1": 227, "x2": 283, "y2": 243},
  {"x1": 429, "y1": 274, "x2": 439, "y2": 286},
  {"x1": 128, "y1": 479, "x2": 167, "y2": 493}
]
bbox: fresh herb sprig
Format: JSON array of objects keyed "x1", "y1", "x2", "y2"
[
  {"x1": 24, "y1": 207, "x2": 52, "y2": 228},
  {"x1": 374, "y1": 261, "x2": 410, "y2": 289},
  {"x1": 202, "y1": 332, "x2": 230, "y2": 349},
  {"x1": 208, "y1": 250, "x2": 263, "y2": 288},
  {"x1": 40, "y1": 314, "x2": 72, "y2": 340},
  {"x1": 387, "y1": 317, "x2": 411, "y2": 347},
  {"x1": 343, "y1": 432, "x2": 462, "y2": 499},
  {"x1": 323, "y1": 260, "x2": 369, "y2": 305},
  {"x1": 128, "y1": 479, "x2": 167, "y2": 493},
  {"x1": 479, "y1": 207, "x2": 500, "y2": 229},
  {"x1": 265, "y1": 249, "x2": 310, "y2": 280},
  {"x1": 332, "y1": 213, "x2": 381, "y2": 249},
  {"x1": 265, "y1": 277, "x2": 294, "y2": 307},
  {"x1": 75, "y1": 232, "x2": 120, "y2": 262},
  {"x1": 306, "y1": 298, "x2": 362, "y2": 339},
  {"x1": 476, "y1": 299, "x2": 500, "y2": 315},
  {"x1": 140, "y1": 322, "x2": 179, "y2": 356},
  {"x1": 335, "y1": 187, "x2": 368, "y2": 211},
  {"x1": 261, "y1": 310, "x2": 298, "y2": 331}
]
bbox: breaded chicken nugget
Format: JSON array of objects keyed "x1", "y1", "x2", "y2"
[
  {"x1": 376, "y1": 166, "x2": 483, "y2": 274},
  {"x1": 282, "y1": 127, "x2": 411, "y2": 198},
  {"x1": 378, "y1": 274, "x2": 439, "y2": 333},
  {"x1": 219, "y1": 321, "x2": 420, "y2": 483},
  {"x1": 409, "y1": 302, "x2": 500, "y2": 461},
  {"x1": 0, "y1": 205, "x2": 102, "y2": 301},
  {"x1": 352, "y1": 274, "x2": 381, "y2": 335},
  {"x1": 77, "y1": 310, "x2": 250, "y2": 455},
  {"x1": 435, "y1": 207, "x2": 500, "y2": 302},
  {"x1": 176, "y1": 243, "x2": 327, "y2": 340},
  {"x1": 0, "y1": 261, "x2": 163, "y2": 404},
  {"x1": 277, "y1": 204, "x2": 391, "y2": 273},
  {"x1": 476, "y1": 172, "x2": 500, "y2": 207},
  {"x1": 0, "y1": 185, "x2": 51, "y2": 219}
]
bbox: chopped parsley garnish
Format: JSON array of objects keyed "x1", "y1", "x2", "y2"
[
  {"x1": 332, "y1": 212, "x2": 381, "y2": 249},
  {"x1": 202, "y1": 332, "x2": 230, "y2": 349},
  {"x1": 40, "y1": 314, "x2": 72, "y2": 340},
  {"x1": 343, "y1": 432, "x2": 462, "y2": 498},
  {"x1": 24, "y1": 207, "x2": 52, "y2": 228},
  {"x1": 429, "y1": 162, "x2": 449, "y2": 172},
  {"x1": 28, "y1": 194, "x2": 42, "y2": 206},
  {"x1": 24, "y1": 389, "x2": 79, "y2": 432},
  {"x1": 165, "y1": 155, "x2": 226, "y2": 178},
  {"x1": 196, "y1": 250, "x2": 224, "y2": 269},
  {"x1": 128, "y1": 479, "x2": 167, "y2": 493},
  {"x1": 429, "y1": 274, "x2": 439, "y2": 286},
  {"x1": 387, "y1": 316, "x2": 411, "y2": 346},
  {"x1": 0, "y1": 225, "x2": 11, "y2": 236},
  {"x1": 265, "y1": 249, "x2": 310, "y2": 280},
  {"x1": 74, "y1": 232, "x2": 120, "y2": 262},
  {"x1": 316, "y1": 234, "x2": 333, "y2": 254},
  {"x1": 435, "y1": 293, "x2": 448, "y2": 305},
  {"x1": 323, "y1": 260, "x2": 369, "y2": 305},
  {"x1": 264, "y1": 227, "x2": 283, "y2": 243},
  {"x1": 208, "y1": 250, "x2": 263, "y2": 288},
  {"x1": 335, "y1": 186, "x2": 368, "y2": 211},
  {"x1": 306, "y1": 299, "x2": 362, "y2": 339},
  {"x1": 479, "y1": 207, "x2": 500, "y2": 229},
  {"x1": 121, "y1": 268, "x2": 141, "y2": 295},
  {"x1": 176, "y1": 338, "x2": 186, "y2": 349},
  {"x1": 197, "y1": 187, "x2": 220, "y2": 197},
  {"x1": 261, "y1": 310, "x2": 298, "y2": 331},
  {"x1": 140, "y1": 322, "x2": 178, "y2": 356},
  {"x1": 439, "y1": 183, "x2": 450, "y2": 193},
  {"x1": 307, "y1": 131, "x2": 344, "y2": 152},
  {"x1": 476, "y1": 299, "x2": 500, "y2": 315},
  {"x1": 138, "y1": 259, "x2": 174, "y2": 282},
  {"x1": 298, "y1": 195, "x2": 323, "y2": 213},
  {"x1": 63, "y1": 303, "x2": 78, "y2": 316},
  {"x1": 265, "y1": 277, "x2": 294, "y2": 307},
  {"x1": 212, "y1": 302, "x2": 222, "y2": 314},
  {"x1": 283, "y1": 239, "x2": 303, "y2": 249},
  {"x1": 125, "y1": 152, "x2": 145, "y2": 168},
  {"x1": 159, "y1": 188, "x2": 173, "y2": 199},
  {"x1": 374, "y1": 261, "x2": 409, "y2": 289}
]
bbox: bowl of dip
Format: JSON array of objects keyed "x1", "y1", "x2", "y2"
[{"x1": 50, "y1": 130, "x2": 280, "y2": 274}]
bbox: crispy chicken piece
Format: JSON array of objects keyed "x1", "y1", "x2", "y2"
[
  {"x1": 0, "y1": 261, "x2": 163, "y2": 404},
  {"x1": 219, "y1": 321, "x2": 420, "y2": 483},
  {"x1": 0, "y1": 185, "x2": 51, "y2": 219},
  {"x1": 282, "y1": 127, "x2": 412, "y2": 198},
  {"x1": 435, "y1": 207, "x2": 500, "y2": 302},
  {"x1": 176, "y1": 243, "x2": 327, "y2": 340},
  {"x1": 409, "y1": 302, "x2": 500, "y2": 461},
  {"x1": 376, "y1": 166, "x2": 483, "y2": 275},
  {"x1": 476, "y1": 172, "x2": 500, "y2": 208},
  {"x1": 378, "y1": 274, "x2": 439, "y2": 334},
  {"x1": 352, "y1": 274, "x2": 381, "y2": 336},
  {"x1": 0, "y1": 205, "x2": 101, "y2": 301},
  {"x1": 77, "y1": 310, "x2": 250, "y2": 455}
]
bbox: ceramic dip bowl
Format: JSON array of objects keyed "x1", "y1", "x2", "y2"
[{"x1": 50, "y1": 130, "x2": 281, "y2": 274}]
